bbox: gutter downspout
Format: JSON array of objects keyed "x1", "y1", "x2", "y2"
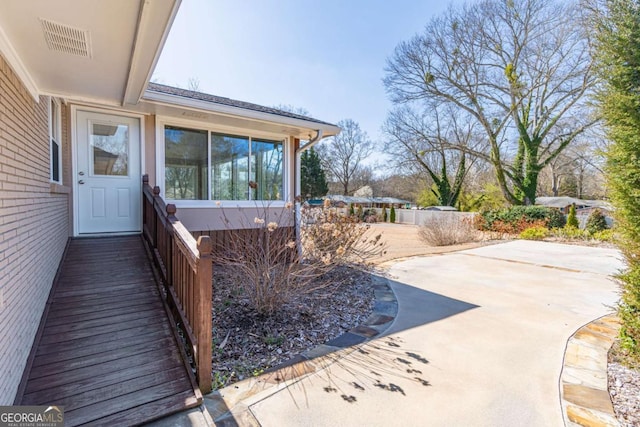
[{"x1": 294, "y1": 129, "x2": 324, "y2": 259}]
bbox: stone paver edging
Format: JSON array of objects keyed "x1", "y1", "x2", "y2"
[
  {"x1": 204, "y1": 274, "x2": 398, "y2": 426},
  {"x1": 560, "y1": 315, "x2": 621, "y2": 427}
]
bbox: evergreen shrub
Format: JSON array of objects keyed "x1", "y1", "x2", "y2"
[
  {"x1": 586, "y1": 209, "x2": 608, "y2": 234},
  {"x1": 566, "y1": 204, "x2": 579, "y2": 229}
]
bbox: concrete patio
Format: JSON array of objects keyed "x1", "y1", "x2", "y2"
[{"x1": 155, "y1": 239, "x2": 625, "y2": 427}]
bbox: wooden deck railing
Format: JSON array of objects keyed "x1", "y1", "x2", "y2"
[{"x1": 142, "y1": 175, "x2": 212, "y2": 393}]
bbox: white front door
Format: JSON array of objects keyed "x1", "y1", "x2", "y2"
[{"x1": 76, "y1": 110, "x2": 141, "y2": 234}]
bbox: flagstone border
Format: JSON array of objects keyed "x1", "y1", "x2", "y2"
[{"x1": 560, "y1": 315, "x2": 620, "y2": 427}]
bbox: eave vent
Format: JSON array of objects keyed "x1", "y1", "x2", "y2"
[{"x1": 40, "y1": 19, "x2": 92, "y2": 58}]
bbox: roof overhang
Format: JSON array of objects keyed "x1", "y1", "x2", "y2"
[
  {"x1": 139, "y1": 90, "x2": 341, "y2": 139},
  {"x1": 0, "y1": 0, "x2": 180, "y2": 105}
]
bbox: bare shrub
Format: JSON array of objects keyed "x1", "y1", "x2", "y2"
[
  {"x1": 215, "y1": 200, "x2": 386, "y2": 315},
  {"x1": 419, "y1": 214, "x2": 480, "y2": 246}
]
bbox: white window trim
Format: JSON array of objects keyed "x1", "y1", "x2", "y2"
[
  {"x1": 49, "y1": 97, "x2": 62, "y2": 184},
  {"x1": 156, "y1": 115, "x2": 290, "y2": 207}
]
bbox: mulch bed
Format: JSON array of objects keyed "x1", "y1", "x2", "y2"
[
  {"x1": 608, "y1": 342, "x2": 640, "y2": 426},
  {"x1": 211, "y1": 265, "x2": 374, "y2": 389}
]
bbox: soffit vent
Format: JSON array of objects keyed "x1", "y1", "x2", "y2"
[{"x1": 40, "y1": 19, "x2": 92, "y2": 58}]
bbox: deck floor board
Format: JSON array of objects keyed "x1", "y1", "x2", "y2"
[
  {"x1": 20, "y1": 236, "x2": 200, "y2": 426},
  {"x1": 31, "y1": 329, "x2": 172, "y2": 367}
]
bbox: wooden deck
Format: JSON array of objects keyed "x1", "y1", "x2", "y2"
[{"x1": 19, "y1": 236, "x2": 201, "y2": 426}]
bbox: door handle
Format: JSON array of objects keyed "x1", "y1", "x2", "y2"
[
  {"x1": 78, "y1": 180, "x2": 85, "y2": 185},
  {"x1": 78, "y1": 171, "x2": 85, "y2": 176}
]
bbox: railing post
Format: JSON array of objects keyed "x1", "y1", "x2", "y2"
[
  {"x1": 195, "y1": 235, "x2": 212, "y2": 393},
  {"x1": 142, "y1": 175, "x2": 148, "y2": 232},
  {"x1": 153, "y1": 186, "x2": 161, "y2": 248},
  {"x1": 166, "y1": 204, "x2": 177, "y2": 285}
]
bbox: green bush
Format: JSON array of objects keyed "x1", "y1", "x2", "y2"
[
  {"x1": 586, "y1": 209, "x2": 608, "y2": 234},
  {"x1": 390, "y1": 206, "x2": 396, "y2": 223},
  {"x1": 519, "y1": 226, "x2": 549, "y2": 240},
  {"x1": 552, "y1": 226, "x2": 589, "y2": 240},
  {"x1": 566, "y1": 204, "x2": 579, "y2": 228},
  {"x1": 457, "y1": 183, "x2": 508, "y2": 212},
  {"x1": 382, "y1": 207, "x2": 388, "y2": 222},
  {"x1": 594, "y1": 0, "x2": 640, "y2": 364},
  {"x1": 618, "y1": 268, "x2": 640, "y2": 366},
  {"x1": 480, "y1": 205, "x2": 566, "y2": 232},
  {"x1": 349, "y1": 203, "x2": 355, "y2": 216},
  {"x1": 592, "y1": 229, "x2": 615, "y2": 242}
]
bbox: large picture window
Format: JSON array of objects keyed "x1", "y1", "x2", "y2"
[{"x1": 163, "y1": 125, "x2": 284, "y2": 202}]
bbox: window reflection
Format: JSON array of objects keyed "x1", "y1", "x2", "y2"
[
  {"x1": 251, "y1": 139, "x2": 283, "y2": 200},
  {"x1": 164, "y1": 126, "x2": 208, "y2": 200},
  {"x1": 211, "y1": 133, "x2": 250, "y2": 200},
  {"x1": 92, "y1": 123, "x2": 129, "y2": 176}
]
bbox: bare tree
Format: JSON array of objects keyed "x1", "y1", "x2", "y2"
[
  {"x1": 316, "y1": 119, "x2": 374, "y2": 196},
  {"x1": 540, "y1": 152, "x2": 577, "y2": 197},
  {"x1": 383, "y1": 103, "x2": 479, "y2": 206},
  {"x1": 187, "y1": 77, "x2": 200, "y2": 91},
  {"x1": 372, "y1": 173, "x2": 426, "y2": 202},
  {"x1": 384, "y1": 0, "x2": 596, "y2": 205},
  {"x1": 272, "y1": 104, "x2": 312, "y2": 118},
  {"x1": 350, "y1": 165, "x2": 375, "y2": 194},
  {"x1": 538, "y1": 136, "x2": 606, "y2": 198}
]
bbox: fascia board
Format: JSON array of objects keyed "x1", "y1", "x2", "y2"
[
  {"x1": 123, "y1": 0, "x2": 182, "y2": 105},
  {"x1": 142, "y1": 90, "x2": 341, "y2": 136}
]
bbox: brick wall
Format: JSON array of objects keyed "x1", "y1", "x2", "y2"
[{"x1": 0, "y1": 54, "x2": 70, "y2": 404}]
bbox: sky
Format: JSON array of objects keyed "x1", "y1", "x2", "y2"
[{"x1": 153, "y1": 0, "x2": 453, "y2": 164}]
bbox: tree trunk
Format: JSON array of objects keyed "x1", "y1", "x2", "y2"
[{"x1": 552, "y1": 172, "x2": 560, "y2": 197}]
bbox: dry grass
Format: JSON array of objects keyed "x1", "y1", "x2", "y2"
[
  {"x1": 419, "y1": 214, "x2": 481, "y2": 246},
  {"x1": 214, "y1": 200, "x2": 385, "y2": 315}
]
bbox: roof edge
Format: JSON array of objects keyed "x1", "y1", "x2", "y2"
[{"x1": 143, "y1": 85, "x2": 341, "y2": 136}]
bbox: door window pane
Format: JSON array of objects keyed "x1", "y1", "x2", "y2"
[
  {"x1": 91, "y1": 123, "x2": 129, "y2": 176},
  {"x1": 211, "y1": 133, "x2": 250, "y2": 200},
  {"x1": 165, "y1": 126, "x2": 208, "y2": 199},
  {"x1": 252, "y1": 139, "x2": 283, "y2": 200}
]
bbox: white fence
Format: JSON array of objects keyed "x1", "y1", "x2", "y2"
[
  {"x1": 393, "y1": 209, "x2": 612, "y2": 229},
  {"x1": 394, "y1": 209, "x2": 477, "y2": 226}
]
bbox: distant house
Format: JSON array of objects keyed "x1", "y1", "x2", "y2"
[
  {"x1": 424, "y1": 206, "x2": 458, "y2": 211},
  {"x1": 325, "y1": 195, "x2": 412, "y2": 209},
  {"x1": 535, "y1": 197, "x2": 612, "y2": 215},
  {"x1": 0, "y1": 0, "x2": 339, "y2": 405}
]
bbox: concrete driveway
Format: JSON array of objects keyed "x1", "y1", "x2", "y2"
[{"x1": 246, "y1": 240, "x2": 624, "y2": 427}]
